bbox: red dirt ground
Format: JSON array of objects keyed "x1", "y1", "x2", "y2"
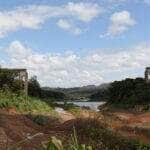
[
  {"x1": 0, "y1": 109, "x2": 60, "y2": 150},
  {"x1": 105, "y1": 111, "x2": 150, "y2": 144},
  {"x1": 0, "y1": 109, "x2": 149, "y2": 149}
]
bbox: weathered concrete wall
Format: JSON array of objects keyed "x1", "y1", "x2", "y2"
[
  {"x1": 0, "y1": 68, "x2": 28, "y2": 96},
  {"x1": 145, "y1": 67, "x2": 150, "y2": 83}
]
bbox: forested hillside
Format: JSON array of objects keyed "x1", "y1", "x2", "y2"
[
  {"x1": 107, "y1": 78, "x2": 150, "y2": 109},
  {"x1": 92, "y1": 77, "x2": 150, "y2": 111},
  {"x1": 48, "y1": 83, "x2": 110, "y2": 100}
]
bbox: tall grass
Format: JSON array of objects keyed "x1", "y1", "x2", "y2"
[
  {"x1": 63, "y1": 118, "x2": 150, "y2": 150},
  {"x1": 0, "y1": 90, "x2": 57, "y2": 116},
  {"x1": 43, "y1": 128, "x2": 92, "y2": 150}
]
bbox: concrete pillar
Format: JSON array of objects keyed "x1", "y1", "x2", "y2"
[
  {"x1": 145, "y1": 67, "x2": 150, "y2": 83},
  {"x1": 19, "y1": 69, "x2": 28, "y2": 98}
]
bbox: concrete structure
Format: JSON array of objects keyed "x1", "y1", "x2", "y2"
[
  {"x1": 145, "y1": 67, "x2": 150, "y2": 83},
  {"x1": 0, "y1": 68, "x2": 28, "y2": 96}
]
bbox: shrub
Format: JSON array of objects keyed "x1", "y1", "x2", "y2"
[
  {"x1": 0, "y1": 69, "x2": 23, "y2": 93},
  {"x1": 103, "y1": 78, "x2": 150, "y2": 110},
  {"x1": 0, "y1": 90, "x2": 57, "y2": 116},
  {"x1": 43, "y1": 128, "x2": 92, "y2": 150},
  {"x1": 27, "y1": 114, "x2": 49, "y2": 126},
  {"x1": 64, "y1": 118, "x2": 150, "y2": 150}
]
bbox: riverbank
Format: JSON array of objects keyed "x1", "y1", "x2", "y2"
[
  {"x1": 99, "y1": 110, "x2": 150, "y2": 144},
  {"x1": 52, "y1": 101, "x2": 106, "y2": 112},
  {"x1": 0, "y1": 108, "x2": 150, "y2": 149},
  {"x1": 0, "y1": 91, "x2": 149, "y2": 149},
  {"x1": 54, "y1": 104, "x2": 150, "y2": 145},
  {"x1": 54, "y1": 103, "x2": 150, "y2": 144}
]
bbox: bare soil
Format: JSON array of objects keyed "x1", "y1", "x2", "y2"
[
  {"x1": 0, "y1": 108, "x2": 149, "y2": 150},
  {"x1": 101, "y1": 111, "x2": 150, "y2": 144},
  {"x1": 0, "y1": 109, "x2": 63, "y2": 150}
]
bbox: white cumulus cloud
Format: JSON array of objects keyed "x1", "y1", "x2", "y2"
[
  {"x1": 0, "y1": 2, "x2": 102, "y2": 38},
  {"x1": 57, "y1": 19, "x2": 82, "y2": 35},
  {"x1": 102, "y1": 10, "x2": 136, "y2": 37},
  {"x1": 66, "y1": 2, "x2": 101, "y2": 22},
  {"x1": 1, "y1": 41, "x2": 150, "y2": 87}
]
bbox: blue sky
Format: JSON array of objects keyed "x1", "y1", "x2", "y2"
[{"x1": 0, "y1": 0, "x2": 150, "y2": 87}]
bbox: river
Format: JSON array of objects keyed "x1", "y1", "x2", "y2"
[{"x1": 55, "y1": 101, "x2": 106, "y2": 111}]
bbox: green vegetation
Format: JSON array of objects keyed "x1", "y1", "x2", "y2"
[
  {"x1": 8, "y1": 118, "x2": 150, "y2": 150},
  {"x1": 66, "y1": 119, "x2": 150, "y2": 150},
  {"x1": 28, "y1": 76, "x2": 41, "y2": 97},
  {"x1": 0, "y1": 90, "x2": 57, "y2": 115},
  {"x1": 90, "y1": 78, "x2": 150, "y2": 111},
  {"x1": 49, "y1": 84, "x2": 109, "y2": 101},
  {"x1": 89, "y1": 88, "x2": 109, "y2": 101},
  {"x1": 67, "y1": 107, "x2": 82, "y2": 117},
  {"x1": 0, "y1": 69, "x2": 66, "y2": 101},
  {"x1": 27, "y1": 114, "x2": 50, "y2": 126},
  {"x1": 0, "y1": 69, "x2": 23, "y2": 93},
  {"x1": 42, "y1": 118, "x2": 150, "y2": 150},
  {"x1": 107, "y1": 78, "x2": 150, "y2": 110},
  {"x1": 51, "y1": 102, "x2": 83, "y2": 116},
  {"x1": 53, "y1": 102, "x2": 79, "y2": 110},
  {"x1": 28, "y1": 76, "x2": 67, "y2": 100},
  {"x1": 43, "y1": 128, "x2": 92, "y2": 150},
  {"x1": 1, "y1": 69, "x2": 150, "y2": 149}
]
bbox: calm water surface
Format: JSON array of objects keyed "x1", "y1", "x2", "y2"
[{"x1": 56, "y1": 101, "x2": 106, "y2": 111}]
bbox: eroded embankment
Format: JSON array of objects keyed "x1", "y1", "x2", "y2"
[
  {"x1": 55, "y1": 107, "x2": 150, "y2": 144},
  {"x1": 100, "y1": 111, "x2": 150, "y2": 144},
  {"x1": 0, "y1": 109, "x2": 60, "y2": 150},
  {"x1": 0, "y1": 108, "x2": 150, "y2": 149}
]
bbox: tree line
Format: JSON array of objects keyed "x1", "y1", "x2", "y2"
[
  {"x1": 0, "y1": 69, "x2": 66, "y2": 100},
  {"x1": 90, "y1": 77, "x2": 150, "y2": 108}
]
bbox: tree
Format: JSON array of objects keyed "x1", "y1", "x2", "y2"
[
  {"x1": 0, "y1": 69, "x2": 22, "y2": 93},
  {"x1": 108, "y1": 78, "x2": 150, "y2": 107},
  {"x1": 28, "y1": 76, "x2": 41, "y2": 97}
]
